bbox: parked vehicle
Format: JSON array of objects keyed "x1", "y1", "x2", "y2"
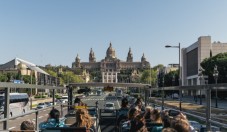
[
  {"x1": 60, "y1": 96, "x2": 68, "y2": 104},
  {"x1": 44, "y1": 102, "x2": 52, "y2": 107},
  {"x1": 36, "y1": 103, "x2": 46, "y2": 109},
  {"x1": 172, "y1": 93, "x2": 179, "y2": 99}
]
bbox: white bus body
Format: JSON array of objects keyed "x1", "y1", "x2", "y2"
[{"x1": 0, "y1": 93, "x2": 30, "y2": 118}]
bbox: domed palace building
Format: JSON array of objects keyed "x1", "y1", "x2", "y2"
[{"x1": 72, "y1": 43, "x2": 150, "y2": 83}]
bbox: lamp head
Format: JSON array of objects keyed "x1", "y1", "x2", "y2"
[{"x1": 165, "y1": 45, "x2": 172, "y2": 48}]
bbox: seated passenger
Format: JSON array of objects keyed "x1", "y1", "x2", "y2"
[
  {"x1": 144, "y1": 106, "x2": 153, "y2": 120},
  {"x1": 70, "y1": 109, "x2": 97, "y2": 132},
  {"x1": 20, "y1": 120, "x2": 35, "y2": 131},
  {"x1": 39, "y1": 108, "x2": 66, "y2": 129},
  {"x1": 160, "y1": 110, "x2": 171, "y2": 129},
  {"x1": 150, "y1": 109, "x2": 163, "y2": 132},
  {"x1": 130, "y1": 113, "x2": 148, "y2": 132},
  {"x1": 170, "y1": 112, "x2": 195, "y2": 132},
  {"x1": 74, "y1": 97, "x2": 87, "y2": 109},
  {"x1": 171, "y1": 118, "x2": 190, "y2": 132},
  {"x1": 131, "y1": 97, "x2": 144, "y2": 112},
  {"x1": 74, "y1": 97, "x2": 82, "y2": 105},
  {"x1": 116, "y1": 98, "x2": 130, "y2": 131}
]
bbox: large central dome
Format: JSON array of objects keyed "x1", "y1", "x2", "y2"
[{"x1": 106, "y1": 42, "x2": 116, "y2": 59}]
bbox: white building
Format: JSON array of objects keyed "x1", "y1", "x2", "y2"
[{"x1": 182, "y1": 36, "x2": 227, "y2": 86}]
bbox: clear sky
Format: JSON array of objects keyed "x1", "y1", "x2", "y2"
[{"x1": 1, "y1": 1, "x2": 227, "y2": 67}]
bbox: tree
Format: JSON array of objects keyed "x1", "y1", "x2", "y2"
[
  {"x1": 140, "y1": 69, "x2": 157, "y2": 86},
  {"x1": 201, "y1": 52, "x2": 227, "y2": 84},
  {"x1": 164, "y1": 70, "x2": 179, "y2": 87},
  {"x1": 153, "y1": 64, "x2": 164, "y2": 71},
  {"x1": 0, "y1": 74, "x2": 8, "y2": 82}
]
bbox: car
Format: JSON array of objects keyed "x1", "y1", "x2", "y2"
[
  {"x1": 172, "y1": 93, "x2": 179, "y2": 99},
  {"x1": 45, "y1": 102, "x2": 52, "y2": 107},
  {"x1": 36, "y1": 103, "x2": 46, "y2": 109},
  {"x1": 60, "y1": 96, "x2": 68, "y2": 104},
  {"x1": 104, "y1": 102, "x2": 115, "y2": 112}
]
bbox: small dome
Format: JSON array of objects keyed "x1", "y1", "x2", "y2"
[{"x1": 106, "y1": 42, "x2": 116, "y2": 58}]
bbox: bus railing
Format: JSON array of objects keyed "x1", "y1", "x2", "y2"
[{"x1": 0, "y1": 82, "x2": 66, "y2": 131}]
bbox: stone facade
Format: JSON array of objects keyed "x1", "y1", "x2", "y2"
[{"x1": 72, "y1": 43, "x2": 150, "y2": 83}]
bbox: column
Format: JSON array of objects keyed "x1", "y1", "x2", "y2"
[
  {"x1": 111, "y1": 72, "x2": 113, "y2": 83},
  {"x1": 115, "y1": 72, "x2": 118, "y2": 83},
  {"x1": 102, "y1": 72, "x2": 104, "y2": 83},
  {"x1": 106, "y1": 71, "x2": 108, "y2": 83}
]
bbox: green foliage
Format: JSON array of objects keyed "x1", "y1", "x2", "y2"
[
  {"x1": 45, "y1": 69, "x2": 57, "y2": 77},
  {"x1": 90, "y1": 70, "x2": 102, "y2": 82},
  {"x1": 44, "y1": 68, "x2": 85, "y2": 85},
  {"x1": 6, "y1": 72, "x2": 17, "y2": 82},
  {"x1": 0, "y1": 74, "x2": 8, "y2": 82},
  {"x1": 118, "y1": 69, "x2": 133, "y2": 83},
  {"x1": 140, "y1": 69, "x2": 157, "y2": 86},
  {"x1": 61, "y1": 71, "x2": 84, "y2": 84},
  {"x1": 164, "y1": 70, "x2": 179, "y2": 86},
  {"x1": 21, "y1": 75, "x2": 36, "y2": 84},
  {"x1": 55, "y1": 94, "x2": 61, "y2": 99},
  {"x1": 152, "y1": 64, "x2": 164, "y2": 71},
  {"x1": 201, "y1": 52, "x2": 227, "y2": 84},
  {"x1": 34, "y1": 94, "x2": 47, "y2": 98}
]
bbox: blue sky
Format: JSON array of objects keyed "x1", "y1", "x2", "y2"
[{"x1": 0, "y1": 1, "x2": 227, "y2": 67}]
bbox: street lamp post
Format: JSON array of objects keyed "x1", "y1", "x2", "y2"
[
  {"x1": 213, "y1": 65, "x2": 219, "y2": 108},
  {"x1": 198, "y1": 67, "x2": 204, "y2": 105},
  {"x1": 165, "y1": 43, "x2": 181, "y2": 110}
]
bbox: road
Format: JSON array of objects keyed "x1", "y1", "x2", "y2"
[{"x1": 0, "y1": 92, "x2": 121, "y2": 131}]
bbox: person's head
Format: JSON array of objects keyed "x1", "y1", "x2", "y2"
[
  {"x1": 171, "y1": 118, "x2": 190, "y2": 132},
  {"x1": 121, "y1": 98, "x2": 128, "y2": 108},
  {"x1": 162, "y1": 127, "x2": 177, "y2": 132},
  {"x1": 135, "y1": 97, "x2": 142, "y2": 105},
  {"x1": 75, "y1": 109, "x2": 93, "y2": 128},
  {"x1": 135, "y1": 98, "x2": 142, "y2": 109},
  {"x1": 49, "y1": 108, "x2": 60, "y2": 126},
  {"x1": 49, "y1": 108, "x2": 60, "y2": 120},
  {"x1": 161, "y1": 110, "x2": 171, "y2": 128},
  {"x1": 145, "y1": 106, "x2": 153, "y2": 113},
  {"x1": 151, "y1": 109, "x2": 162, "y2": 123},
  {"x1": 128, "y1": 107, "x2": 139, "y2": 120},
  {"x1": 144, "y1": 106, "x2": 152, "y2": 119},
  {"x1": 74, "y1": 97, "x2": 81, "y2": 104},
  {"x1": 20, "y1": 120, "x2": 35, "y2": 130}
]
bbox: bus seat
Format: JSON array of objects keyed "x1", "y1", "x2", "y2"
[
  {"x1": 41, "y1": 127, "x2": 93, "y2": 132},
  {"x1": 64, "y1": 117, "x2": 76, "y2": 126},
  {"x1": 9, "y1": 130, "x2": 36, "y2": 132}
]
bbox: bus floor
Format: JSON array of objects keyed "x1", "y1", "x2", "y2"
[{"x1": 100, "y1": 117, "x2": 116, "y2": 132}]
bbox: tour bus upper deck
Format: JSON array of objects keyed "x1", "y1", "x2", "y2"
[{"x1": 2, "y1": 82, "x2": 226, "y2": 130}]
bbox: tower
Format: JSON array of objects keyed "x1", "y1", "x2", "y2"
[
  {"x1": 89, "y1": 48, "x2": 96, "y2": 62},
  {"x1": 75, "y1": 54, "x2": 81, "y2": 68},
  {"x1": 127, "y1": 47, "x2": 133, "y2": 62},
  {"x1": 141, "y1": 53, "x2": 146, "y2": 62}
]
